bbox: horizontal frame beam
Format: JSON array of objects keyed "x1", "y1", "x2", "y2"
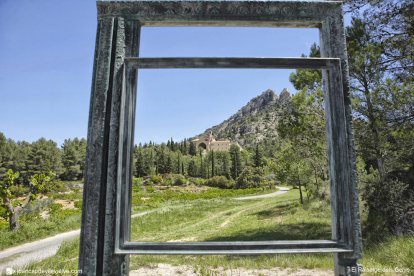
[
  {"x1": 97, "y1": 0, "x2": 342, "y2": 28},
  {"x1": 117, "y1": 240, "x2": 352, "y2": 255},
  {"x1": 125, "y1": 57, "x2": 340, "y2": 69}
]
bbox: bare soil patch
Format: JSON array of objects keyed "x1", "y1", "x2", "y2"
[
  {"x1": 55, "y1": 199, "x2": 75, "y2": 210},
  {"x1": 130, "y1": 263, "x2": 332, "y2": 276}
]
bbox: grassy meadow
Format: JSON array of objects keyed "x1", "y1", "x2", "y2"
[{"x1": 18, "y1": 185, "x2": 414, "y2": 275}]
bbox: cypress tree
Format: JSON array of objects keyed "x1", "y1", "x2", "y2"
[
  {"x1": 177, "y1": 154, "x2": 181, "y2": 174},
  {"x1": 188, "y1": 159, "x2": 197, "y2": 177},
  {"x1": 189, "y1": 142, "x2": 197, "y2": 156},
  {"x1": 165, "y1": 155, "x2": 172, "y2": 173},
  {"x1": 211, "y1": 150, "x2": 215, "y2": 177},
  {"x1": 254, "y1": 144, "x2": 264, "y2": 167},
  {"x1": 229, "y1": 145, "x2": 241, "y2": 179},
  {"x1": 170, "y1": 138, "x2": 175, "y2": 151},
  {"x1": 183, "y1": 138, "x2": 188, "y2": 154}
]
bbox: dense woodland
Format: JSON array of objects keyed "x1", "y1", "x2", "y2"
[{"x1": 1, "y1": 0, "x2": 413, "y2": 238}]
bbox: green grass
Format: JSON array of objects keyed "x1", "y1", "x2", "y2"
[
  {"x1": 8, "y1": 188, "x2": 414, "y2": 275},
  {"x1": 131, "y1": 190, "x2": 331, "y2": 243},
  {"x1": 361, "y1": 236, "x2": 414, "y2": 273},
  {"x1": 131, "y1": 184, "x2": 276, "y2": 212}
]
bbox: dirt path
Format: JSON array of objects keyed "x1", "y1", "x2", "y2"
[
  {"x1": 0, "y1": 229, "x2": 80, "y2": 272},
  {"x1": 0, "y1": 211, "x2": 152, "y2": 272},
  {"x1": 235, "y1": 187, "x2": 290, "y2": 200}
]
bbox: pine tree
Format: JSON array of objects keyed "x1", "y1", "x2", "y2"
[
  {"x1": 135, "y1": 149, "x2": 146, "y2": 177},
  {"x1": 229, "y1": 145, "x2": 241, "y2": 179},
  {"x1": 27, "y1": 138, "x2": 62, "y2": 177}
]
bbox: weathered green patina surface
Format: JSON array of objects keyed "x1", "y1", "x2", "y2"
[{"x1": 79, "y1": 1, "x2": 362, "y2": 275}]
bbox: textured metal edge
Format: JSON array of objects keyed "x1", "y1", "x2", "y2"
[
  {"x1": 115, "y1": 58, "x2": 356, "y2": 256},
  {"x1": 125, "y1": 57, "x2": 340, "y2": 69},
  {"x1": 96, "y1": 0, "x2": 340, "y2": 28}
]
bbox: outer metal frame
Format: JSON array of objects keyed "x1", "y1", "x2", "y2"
[{"x1": 79, "y1": 1, "x2": 362, "y2": 275}]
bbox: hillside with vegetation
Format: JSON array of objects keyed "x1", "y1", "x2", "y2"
[{"x1": 200, "y1": 88, "x2": 291, "y2": 148}]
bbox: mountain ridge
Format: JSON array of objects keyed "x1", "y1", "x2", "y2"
[{"x1": 199, "y1": 88, "x2": 291, "y2": 147}]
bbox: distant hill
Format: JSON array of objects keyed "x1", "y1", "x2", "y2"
[{"x1": 199, "y1": 88, "x2": 291, "y2": 148}]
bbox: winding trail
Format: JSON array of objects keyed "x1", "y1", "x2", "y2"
[
  {"x1": 235, "y1": 187, "x2": 290, "y2": 200},
  {"x1": 0, "y1": 188, "x2": 290, "y2": 272}
]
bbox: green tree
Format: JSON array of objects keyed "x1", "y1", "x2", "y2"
[
  {"x1": 229, "y1": 145, "x2": 242, "y2": 179},
  {"x1": 0, "y1": 169, "x2": 54, "y2": 230},
  {"x1": 188, "y1": 159, "x2": 197, "y2": 177},
  {"x1": 189, "y1": 142, "x2": 197, "y2": 156},
  {"x1": 235, "y1": 166, "x2": 268, "y2": 189},
  {"x1": 0, "y1": 135, "x2": 31, "y2": 184},
  {"x1": 61, "y1": 138, "x2": 86, "y2": 181},
  {"x1": 345, "y1": 12, "x2": 414, "y2": 235},
  {"x1": 348, "y1": 25, "x2": 414, "y2": 232},
  {"x1": 210, "y1": 150, "x2": 215, "y2": 177},
  {"x1": 26, "y1": 138, "x2": 62, "y2": 177},
  {"x1": 135, "y1": 148, "x2": 147, "y2": 177},
  {"x1": 347, "y1": 18, "x2": 386, "y2": 175},
  {"x1": 276, "y1": 88, "x2": 327, "y2": 199},
  {"x1": 289, "y1": 43, "x2": 321, "y2": 91},
  {"x1": 165, "y1": 155, "x2": 172, "y2": 174},
  {"x1": 253, "y1": 144, "x2": 264, "y2": 167},
  {"x1": 345, "y1": 0, "x2": 414, "y2": 79},
  {"x1": 216, "y1": 151, "x2": 231, "y2": 179}
]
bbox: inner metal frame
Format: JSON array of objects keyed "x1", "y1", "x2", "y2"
[
  {"x1": 101, "y1": 0, "x2": 362, "y2": 257},
  {"x1": 115, "y1": 56, "x2": 350, "y2": 254}
]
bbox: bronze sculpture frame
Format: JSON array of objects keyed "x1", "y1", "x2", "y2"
[{"x1": 79, "y1": 1, "x2": 362, "y2": 275}]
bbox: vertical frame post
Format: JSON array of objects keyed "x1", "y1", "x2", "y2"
[
  {"x1": 320, "y1": 4, "x2": 362, "y2": 276},
  {"x1": 79, "y1": 17, "x2": 140, "y2": 276}
]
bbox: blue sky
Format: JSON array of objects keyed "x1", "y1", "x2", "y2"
[{"x1": 0, "y1": 0, "x2": 324, "y2": 145}]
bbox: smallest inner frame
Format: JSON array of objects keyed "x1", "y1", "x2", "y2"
[{"x1": 115, "y1": 57, "x2": 351, "y2": 255}]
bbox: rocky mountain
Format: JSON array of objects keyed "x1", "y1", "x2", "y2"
[{"x1": 201, "y1": 88, "x2": 291, "y2": 148}]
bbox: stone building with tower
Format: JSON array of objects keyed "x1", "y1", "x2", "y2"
[{"x1": 191, "y1": 132, "x2": 238, "y2": 152}]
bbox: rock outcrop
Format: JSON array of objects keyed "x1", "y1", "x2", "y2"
[{"x1": 201, "y1": 88, "x2": 291, "y2": 148}]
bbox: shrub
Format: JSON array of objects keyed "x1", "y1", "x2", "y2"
[
  {"x1": 161, "y1": 174, "x2": 173, "y2": 186},
  {"x1": 191, "y1": 177, "x2": 205, "y2": 186},
  {"x1": 236, "y1": 166, "x2": 269, "y2": 189},
  {"x1": 205, "y1": 176, "x2": 235, "y2": 189},
  {"x1": 363, "y1": 172, "x2": 414, "y2": 236},
  {"x1": 150, "y1": 175, "x2": 162, "y2": 184},
  {"x1": 132, "y1": 177, "x2": 143, "y2": 186},
  {"x1": 173, "y1": 175, "x2": 187, "y2": 186},
  {"x1": 74, "y1": 200, "x2": 83, "y2": 209}
]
